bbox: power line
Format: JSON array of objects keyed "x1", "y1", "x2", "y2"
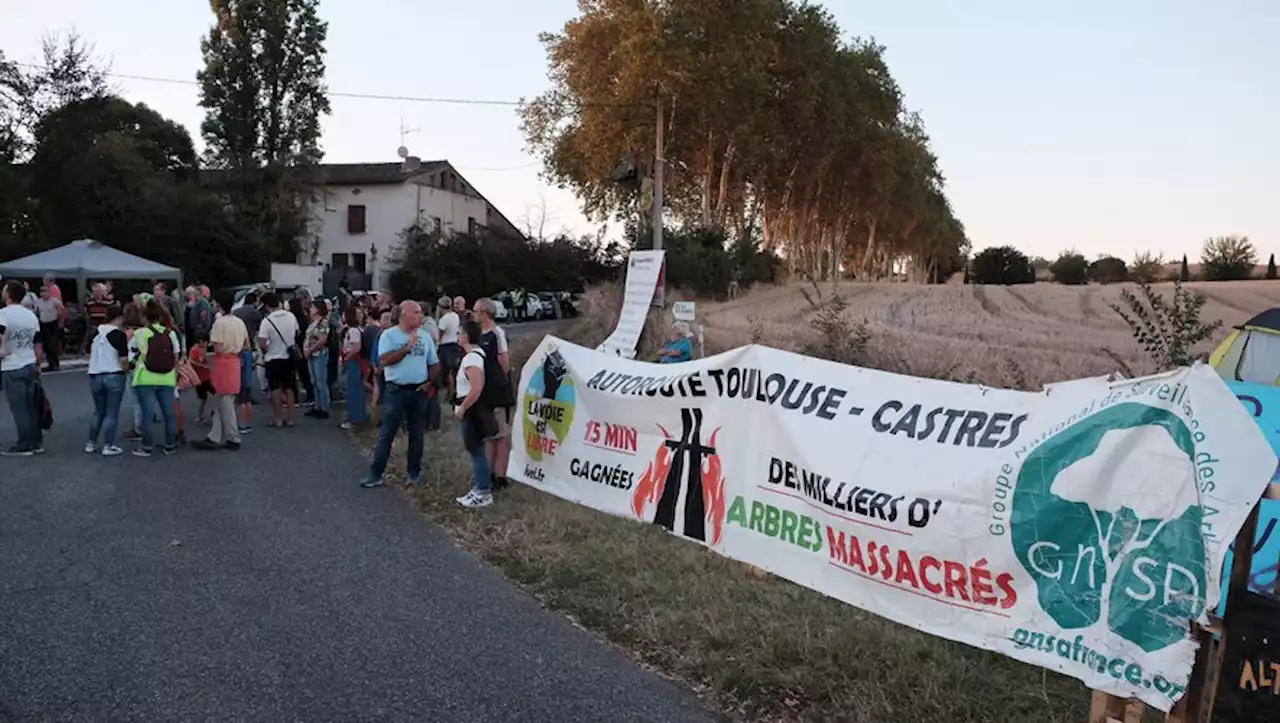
[
  {"x1": 16, "y1": 62, "x2": 638, "y2": 108},
  {"x1": 15, "y1": 63, "x2": 525, "y2": 106}
]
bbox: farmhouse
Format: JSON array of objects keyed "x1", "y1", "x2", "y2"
[{"x1": 300, "y1": 159, "x2": 523, "y2": 289}]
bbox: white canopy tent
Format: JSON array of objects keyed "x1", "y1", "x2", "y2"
[{"x1": 0, "y1": 239, "x2": 182, "y2": 305}]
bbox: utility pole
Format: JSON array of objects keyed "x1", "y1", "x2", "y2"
[{"x1": 652, "y1": 96, "x2": 666, "y2": 308}]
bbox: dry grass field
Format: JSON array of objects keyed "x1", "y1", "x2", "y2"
[
  {"x1": 695, "y1": 279, "x2": 1280, "y2": 389},
  {"x1": 351, "y1": 279, "x2": 1278, "y2": 723}
]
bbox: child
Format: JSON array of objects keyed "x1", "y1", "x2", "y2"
[{"x1": 187, "y1": 332, "x2": 215, "y2": 425}]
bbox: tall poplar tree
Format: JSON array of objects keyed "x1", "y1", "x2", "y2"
[{"x1": 197, "y1": 0, "x2": 331, "y2": 260}]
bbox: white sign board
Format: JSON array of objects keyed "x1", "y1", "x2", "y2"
[
  {"x1": 511, "y1": 338, "x2": 1275, "y2": 711},
  {"x1": 672, "y1": 301, "x2": 696, "y2": 321},
  {"x1": 596, "y1": 250, "x2": 665, "y2": 359}
]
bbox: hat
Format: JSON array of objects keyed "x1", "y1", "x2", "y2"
[{"x1": 437, "y1": 296, "x2": 452, "y2": 309}]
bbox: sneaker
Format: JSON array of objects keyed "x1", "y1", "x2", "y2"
[
  {"x1": 456, "y1": 490, "x2": 494, "y2": 509},
  {"x1": 224, "y1": 441, "x2": 241, "y2": 451},
  {"x1": 304, "y1": 409, "x2": 321, "y2": 417},
  {"x1": 192, "y1": 439, "x2": 221, "y2": 451},
  {"x1": 406, "y1": 475, "x2": 421, "y2": 487},
  {"x1": 101, "y1": 445, "x2": 123, "y2": 457},
  {"x1": 122, "y1": 429, "x2": 142, "y2": 441},
  {"x1": 32, "y1": 446, "x2": 44, "y2": 455},
  {"x1": 85, "y1": 442, "x2": 97, "y2": 454},
  {"x1": 1, "y1": 445, "x2": 33, "y2": 457},
  {"x1": 162, "y1": 445, "x2": 177, "y2": 456},
  {"x1": 359, "y1": 476, "x2": 386, "y2": 489},
  {"x1": 237, "y1": 425, "x2": 253, "y2": 434},
  {"x1": 133, "y1": 447, "x2": 153, "y2": 458},
  {"x1": 340, "y1": 422, "x2": 353, "y2": 430},
  {"x1": 314, "y1": 411, "x2": 330, "y2": 420}
]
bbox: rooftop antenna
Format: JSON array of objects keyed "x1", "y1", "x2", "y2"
[{"x1": 397, "y1": 115, "x2": 420, "y2": 159}]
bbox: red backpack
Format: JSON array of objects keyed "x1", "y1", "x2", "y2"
[{"x1": 143, "y1": 326, "x2": 177, "y2": 374}]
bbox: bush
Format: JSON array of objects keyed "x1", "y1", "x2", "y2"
[
  {"x1": 1049, "y1": 251, "x2": 1089, "y2": 285},
  {"x1": 387, "y1": 227, "x2": 624, "y2": 302},
  {"x1": 631, "y1": 225, "x2": 780, "y2": 298},
  {"x1": 799, "y1": 282, "x2": 870, "y2": 365},
  {"x1": 1129, "y1": 250, "x2": 1164, "y2": 283},
  {"x1": 971, "y1": 246, "x2": 1034, "y2": 285},
  {"x1": 1087, "y1": 256, "x2": 1128, "y2": 284},
  {"x1": 1110, "y1": 280, "x2": 1221, "y2": 370},
  {"x1": 1201, "y1": 235, "x2": 1257, "y2": 281}
]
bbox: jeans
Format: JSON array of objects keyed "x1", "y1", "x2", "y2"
[
  {"x1": 134, "y1": 384, "x2": 177, "y2": 449},
  {"x1": 369, "y1": 383, "x2": 427, "y2": 480},
  {"x1": 2, "y1": 364, "x2": 41, "y2": 449},
  {"x1": 88, "y1": 372, "x2": 126, "y2": 446},
  {"x1": 460, "y1": 416, "x2": 493, "y2": 493},
  {"x1": 344, "y1": 359, "x2": 366, "y2": 423},
  {"x1": 309, "y1": 350, "x2": 330, "y2": 412}
]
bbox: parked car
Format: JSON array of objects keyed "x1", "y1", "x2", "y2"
[{"x1": 229, "y1": 283, "x2": 310, "y2": 311}]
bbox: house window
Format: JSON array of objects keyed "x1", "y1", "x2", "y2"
[
  {"x1": 428, "y1": 215, "x2": 442, "y2": 233},
  {"x1": 347, "y1": 204, "x2": 367, "y2": 234},
  {"x1": 468, "y1": 217, "x2": 477, "y2": 234},
  {"x1": 351, "y1": 253, "x2": 367, "y2": 273},
  {"x1": 331, "y1": 253, "x2": 349, "y2": 268}
]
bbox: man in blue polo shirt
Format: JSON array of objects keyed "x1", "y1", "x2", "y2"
[{"x1": 360, "y1": 300, "x2": 440, "y2": 489}]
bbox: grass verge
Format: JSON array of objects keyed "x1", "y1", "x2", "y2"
[{"x1": 348, "y1": 318, "x2": 1115, "y2": 723}]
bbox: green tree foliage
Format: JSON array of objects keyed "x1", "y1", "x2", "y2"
[
  {"x1": 198, "y1": 0, "x2": 331, "y2": 261},
  {"x1": 1179, "y1": 254, "x2": 1190, "y2": 282},
  {"x1": 388, "y1": 227, "x2": 625, "y2": 304},
  {"x1": 1111, "y1": 281, "x2": 1221, "y2": 370},
  {"x1": 0, "y1": 32, "x2": 111, "y2": 163},
  {"x1": 1200, "y1": 235, "x2": 1256, "y2": 281},
  {"x1": 630, "y1": 225, "x2": 779, "y2": 298},
  {"x1": 971, "y1": 246, "x2": 1034, "y2": 285},
  {"x1": 1268, "y1": 254, "x2": 1277, "y2": 280},
  {"x1": 519, "y1": 0, "x2": 967, "y2": 285},
  {"x1": 1049, "y1": 250, "x2": 1088, "y2": 285},
  {"x1": 1129, "y1": 250, "x2": 1164, "y2": 283},
  {"x1": 1088, "y1": 256, "x2": 1128, "y2": 285},
  {"x1": 21, "y1": 96, "x2": 268, "y2": 287}
]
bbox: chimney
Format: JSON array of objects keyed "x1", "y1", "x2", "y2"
[{"x1": 402, "y1": 155, "x2": 421, "y2": 172}]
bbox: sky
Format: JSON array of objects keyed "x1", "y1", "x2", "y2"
[{"x1": 1, "y1": 0, "x2": 1275, "y2": 262}]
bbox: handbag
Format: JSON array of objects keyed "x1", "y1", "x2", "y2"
[
  {"x1": 465, "y1": 402, "x2": 500, "y2": 440},
  {"x1": 176, "y1": 358, "x2": 200, "y2": 390},
  {"x1": 34, "y1": 380, "x2": 53, "y2": 430}
]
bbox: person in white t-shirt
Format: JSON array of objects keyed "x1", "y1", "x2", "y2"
[
  {"x1": 0, "y1": 280, "x2": 45, "y2": 455},
  {"x1": 256, "y1": 292, "x2": 300, "y2": 427},
  {"x1": 436, "y1": 295, "x2": 462, "y2": 402},
  {"x1": 453, "y1": 319, "x2": 494, "y2": 509}
]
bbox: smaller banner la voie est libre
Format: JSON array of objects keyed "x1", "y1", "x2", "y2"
[{"x1": 510, "y1": 337, "x2": 1275, "y2": 711}]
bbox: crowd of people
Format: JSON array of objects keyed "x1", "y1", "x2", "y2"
[{"x1": 0, "y1": 278, "x2": 516, "y2": 509}]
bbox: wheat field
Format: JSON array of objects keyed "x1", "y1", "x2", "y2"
[{"x1": 693, "y1": 280, "x2": 1280, "y2": 390}]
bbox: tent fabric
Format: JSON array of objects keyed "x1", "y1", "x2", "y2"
[
  {"x1": 1211, "y1": 324, "x2": 1280, "y2": 385},
  {"x1": 0, "y1": 240, "x2": 181, "y2": 281},
  {"x1": 1241, "y1": 308, "x2": 1280, "y2": 333}
]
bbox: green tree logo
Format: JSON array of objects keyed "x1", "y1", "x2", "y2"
[{"x1": 1012, "y1": 403, "x2": 1205, "y2": 652}]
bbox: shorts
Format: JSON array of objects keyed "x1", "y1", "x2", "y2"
[
  {"x1": 264, "y1": 358, "x2": 297, "y2": 391},
  {"x1": 195, "y1": 380, "x2": 215, "y2": 401},
  {"x1": 492, "y1": 405, "x2": 511, "y2": 439}
]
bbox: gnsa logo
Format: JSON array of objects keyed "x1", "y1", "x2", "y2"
[
  {"x1": 632, "y1": 408, "x2": 728, "y2": 545},
  {"x1": 522, "y1": 349, "x2": 576, "y2": 462},
  {"x1": 1010, "y1": 402, "x2": 1208, "y2": 653}
]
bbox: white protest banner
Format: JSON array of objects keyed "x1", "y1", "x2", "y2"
[
  {"x1": 511, "y1": 337, "x2": 1275, "y2": 710},
  {"x1": 596, "y1": 250, "x2": 664, "y2": 359}
]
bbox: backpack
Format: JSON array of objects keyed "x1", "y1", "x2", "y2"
[
  {"x1": 143, "y1": 327, "x2": 177, "y2": 374},
  {"x1": 477, "y1": 330, "x2": 513, "y2": 408}
]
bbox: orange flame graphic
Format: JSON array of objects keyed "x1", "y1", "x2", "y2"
[
  {"x1": 631, "y1": 424, "x2": 674, "y2": 519},
  {"x1": 701, "y1": 428, "x2": 727, "y2": 546}
]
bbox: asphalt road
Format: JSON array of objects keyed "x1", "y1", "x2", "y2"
[{"x1": 0, "y1": 369, "x2": 715, "y2": 723}]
